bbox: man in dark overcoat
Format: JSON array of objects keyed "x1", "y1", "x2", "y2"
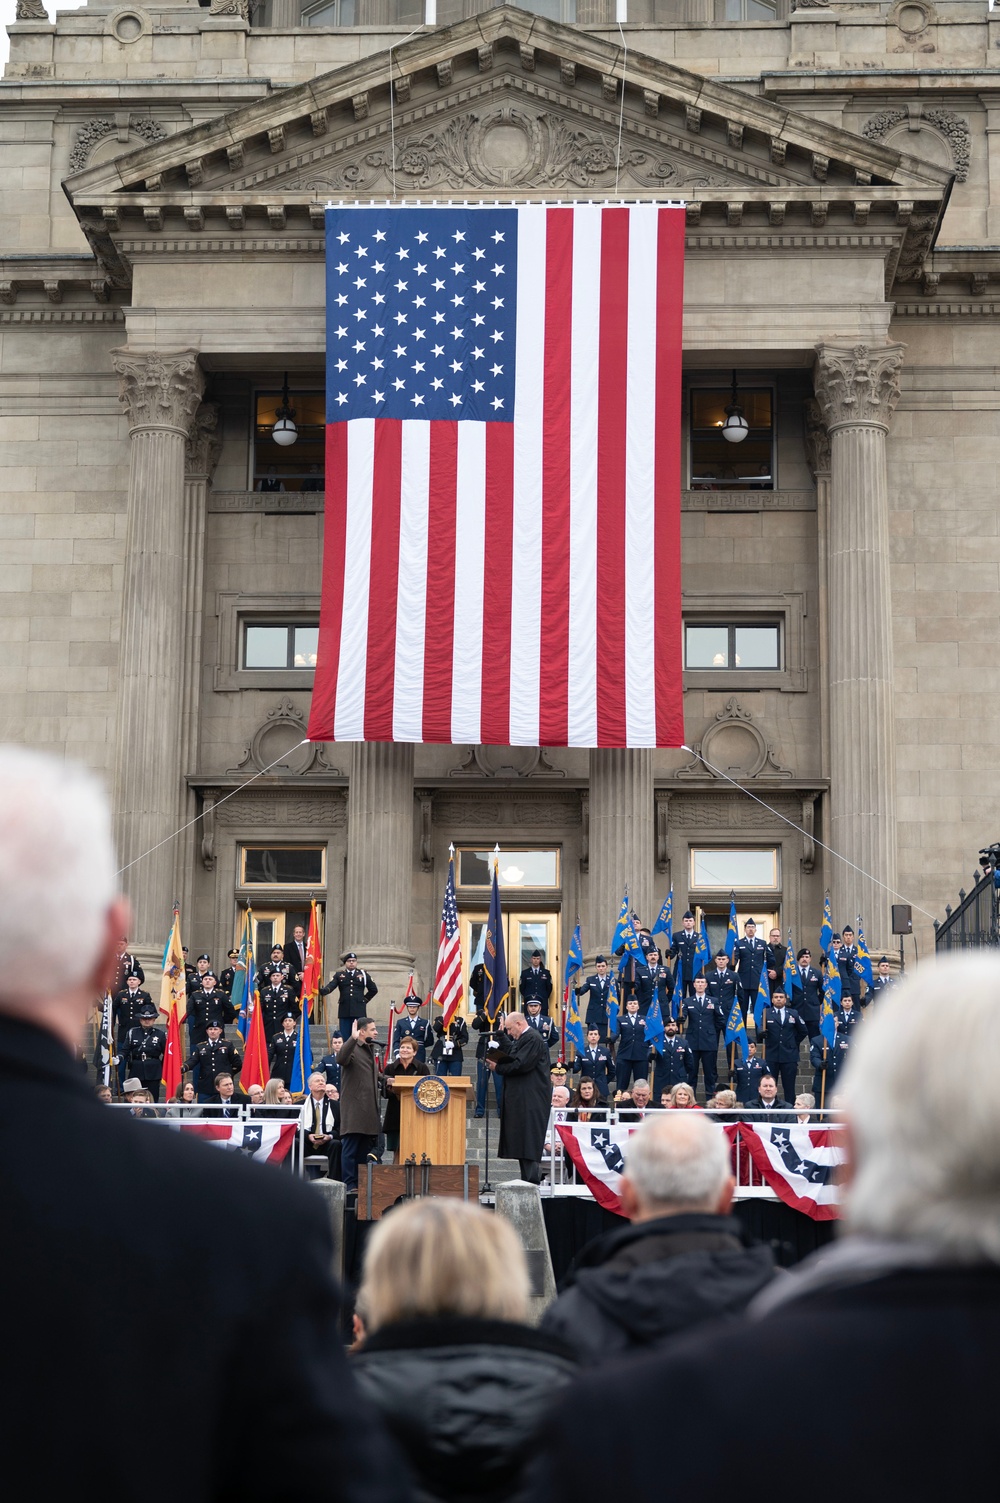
[
  {"x1": 489, "y1": 1011, "x2": 551, "y2": 1183},
  {"x1": 338, "y1": 1017, "x2": 383, "y2": 1191}
]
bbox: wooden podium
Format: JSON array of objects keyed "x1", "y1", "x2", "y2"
[
  {"x1": 390, "y1": 1074, "x2": 472, "y2": 1164},
  {"x1": 357, "y1": 1076, "x2": 478, "y2": 1220}
]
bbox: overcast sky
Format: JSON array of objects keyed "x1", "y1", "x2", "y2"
[{"x1": 0, "y1": 0, "x2": 87, "y2": 67}]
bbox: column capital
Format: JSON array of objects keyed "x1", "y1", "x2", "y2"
[
  {"x1": 185, "y1": 401, "x2": 222, "y2": 480},
  {"x1": 112, "y1": 347, "x2": 205, "y2": 436},
  {"x1": 813, "y1": 341, "x2": 906, "y2": 434}
]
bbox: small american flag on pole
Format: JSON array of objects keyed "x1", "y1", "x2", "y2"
[
  {"x1": 307, "y1": 201, "x2": 685, "y2": 750},
  {"x1": 435, "y1": 849, "x2": 464, "y2": 1027}
]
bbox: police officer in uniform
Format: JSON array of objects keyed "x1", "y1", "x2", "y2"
[
  {"x1": 683, "y1": 974, "x2": 722, "y2": 1098},
  {"x1": 733, "y1": 919, "x2": 767, "y2": 1020},
  {"x1": 260, "y1": 973, "x2": 298, "y2": 1037},
  {"x1": 186, "y1": 972, "x2": 236, "y2": 1047},
  {"x1": 569, "y1": 1027, "x2": 613, "y2": 1102},
  {"x1": 393, "y1": 997, "x2": 433, "y2": 1062},
  {"x1": 518, "y1": 951, "x2": 553, "y2": 1015},
  {"x1": 669, "y1": 911, "x2": 701, "y2": 999},
  {"x1": 184, "y1": 1022, "x2": 243, "y2": 1102},
  {"x1": 319, "y1": 953, "x2": 378, "y2": 1031},
  {"x1": 523, "y1": 999, "x2": 559, "y2": 1056},
  {"x1": 651, "y1": 1018, "x2": 694, "y2": 1103},
  {"x1": 574, "y1": 956, "x2": 614, "y2": 1038},
  {"x1": 122, "y1": 1002, "x2": 166, "y2": 1102},
  {"x1": 268, "y1": 1012, "x2": 299, "y2": 1084}
]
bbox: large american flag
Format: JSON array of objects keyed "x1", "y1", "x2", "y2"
[
  {"x1": 434, "y1": 852, "x2": 464, "y2": 1028},
  {"x1": 307, "y1": 202, "x2": 685, "y2": 749}
]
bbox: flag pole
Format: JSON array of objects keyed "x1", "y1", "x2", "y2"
[{"x1": 820, "y1": 1039, "x2": 828, "y2": 1112}]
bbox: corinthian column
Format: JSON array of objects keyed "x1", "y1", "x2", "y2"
[
  {"x1": 343, "y1": 742, "x2": 416, "y2": 1015},
  {"x1": 813, "y1": 341, "x2": 905, "y2": 952},
  {"x1": 588, "y1": 749, "x2": 654, "y2": 952},
  {"x1": 111, "y1": 348, "x2": 205, "y2": 963}
]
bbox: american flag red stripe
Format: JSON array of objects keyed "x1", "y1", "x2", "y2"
[
  {"x1": 308, "y1": 203, "x2": 685, "y2": 749},
  {"x1": 435, "y1": 855, "x2": 464, "y2": 1028}
]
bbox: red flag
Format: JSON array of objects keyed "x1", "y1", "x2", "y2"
[
  {"x1": 301, "y1": 899, "x2": 322, "y2": 1020},
  {"x1": 162, "y1": 1005, "x2": 184, "y2": 1103},
  {"x1": 160, "y1": 907, "x2": 186, "y2": 1100},
  {"x1": 240, "y1": 983, "x2": 270, "y2": 1093}
]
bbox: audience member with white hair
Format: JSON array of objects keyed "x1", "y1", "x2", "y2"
[
  {"x1": 539, "y1": 1111, "x2": 774, "y2": 1364},
  {"x1": 536, "y1": 954, "x2": 1000, "y2": 1500},
  {"x1": 352, "y1": 1197, "x2": 578, "y2": 1503}
]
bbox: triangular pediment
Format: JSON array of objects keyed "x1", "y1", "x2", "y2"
[{"x1": 64, "y1": 4, "x2": 952, "y2": 292}]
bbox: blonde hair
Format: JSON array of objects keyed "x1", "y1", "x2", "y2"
[
  {"x1": 262, "y1": 1079, "x2": 285, "y2": 1104},
  {"x1": 359, "y1": 1198, "x2": 530, "y2": 1332}
]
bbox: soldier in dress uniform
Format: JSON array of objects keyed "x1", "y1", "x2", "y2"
[
  {"x1": 837, "y1": 993, "x2": 862, "y2": 1037},
  {"x1": 186, "y1": 972, "x2": 236, "y2": 1047},
  {"x1": 796, "y1": 948, "x2": 825, "y2": 1041},
  {"x1": 184, "y1": 1022, "x2": 243, "y2": 1102},
  {"x1": 706, "y1": 951, "x2": 738, "y2": 1018},
  {"x1": 523, "y1": 999, "x2": 559, "y2": 1056},
  {"x1": 111, "y1": 938, "x2": 144, "y2": 993},
  {"x1": 573, "y1": 955, "x2": 614, "y2": 1038},
  {"x1": 471, "y1": 1006, "x2": 505, "y2": 1117},
  {"x1": 669, "y1": 911, "x2": 702, "y2": 999},
  {"x1": 113, "y1": 973, "x2": 152, "y2": 1091},
  {"x1": 518, "y1": 951, "x2": 553, "y2": 1015},
  {"x1": 836, "y1": 926, "x2": 864, "y2": 1009},
  {"x1": 614, "y1": 998, "x2": 649, "y2": 1094},
  {"x1": 429, "y1": 1012, "x2": 469, "y2": 1077},
  {"x1": 268, "y1": 1012, "x2": 300, "y2": 1084},
  {"x1": 122, "y1": 1002, "x2": 166, "y2": 1102},
  {"x1": 646, "y1": 947, "x2": 672, "y2": 1019},
  {"x1": 761, "y1": 988, "x2": 808, "y2": 1105},
  {"x1": 732, "y1": 1039, "x2": 766, "y2": 1104},
  {"x1": 319, "y1": 953, "x2": 379, "y2": 1031},
  {"x1": 568, "y1": 1027, "x2": 613, "y2": 1102},
  {"x1": 810, "y1": 1029, "x2": 851, "y2": 1104},
  {"x1": 260, "y1": 973, "x2": 298, "y2": 1037},
  {"x1": 259, "y1": 945, "x2": 294, "y2": 991},
  {"x1": 868, "y1": 957, "x2": 897, "y2": 1003},
  {"x1": 393, "y1": 997, "x2": 433, "y2": 1062},
  {"x1": 733, "y1": 919, "x2": 767, "y2": 1021},
  {"x1": 218, "y1": 949, "x2": 242, "y2": 996},
  {"x1": 651, "y1": 1018, "x2": 694, "y2": 1103},
  {"x1": 317, "y1": 1032, "x2": 343, "y2": 1089},
  {"x1": 683, "y1": 974, "x2": 723, "y2": 1099}
]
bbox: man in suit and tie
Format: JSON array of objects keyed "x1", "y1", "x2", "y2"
[
  {"x1": 749, "y1": 1070, "x2": 791, "y2": 1118},
  {"x1": 574, "y1": 955, "x2": 614, "y2": 1038},
  {"x1": 284, "y1": 923, "x2": 309, "y2": 997},
  {"x1": 210, "y1": 1072, "x2": 242, "y2": 1120}
]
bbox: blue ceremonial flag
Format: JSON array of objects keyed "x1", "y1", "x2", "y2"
[
  {"x1": 483, "y1": 867, "x2": 510, "y2": 1025},
  {"x1": 695, "y1": 914, "x2": 712, "y2": 977},
  {"x1": 820, "y1": 961, "x2": 841, "y2": 1047},
  {"x1": 564, "y1": 921, "x2": 584, "y2": 990},
  {"x1": 651, "y1": 889, "x2": 674, "y2": 944},
  {"x1": 725, "y1": 893, "x2": 738, "y2": 960},
  {"x1": 854, "y1": 918, "x2": 874, "y2": 987},
  {"x1": 608, "y1": 975, "x2": 620, "y2": 1038},
  {"x1": 820, "y1": 892, "x2": 833, "y2": 963},
  {"x1": 670, "y1": 965, "x2": 684, "y2": 1022},
  {"x1": 565, "y1": 987, "x2": 587, "y2": 1056},
  {"x1": 613, "y1": 889, "x2": 648, "y2": 975},
  {"x1": 645, "y1": 990, "x2": 665, "y2": 1055},
  {"x1": 289, "y1": 1011, "x2": 313, "y2": 1095},
  {"x1": 753, "y1": 964, "x2": 770, "y2": 1035},
  {"x1": 783, "y1": 932, "x2": 803, "y2": 995},
  {"x1": 725, "y1": 997, "x2": 748, "y2": 1063}
]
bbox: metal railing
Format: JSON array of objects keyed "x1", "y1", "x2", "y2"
[{"x1": 934, "y1": 868, "x2": 999, "y2": 951}]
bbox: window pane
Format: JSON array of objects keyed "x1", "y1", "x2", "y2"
[
  {"x1": 292, "y1": 626, "x2": 319, "y2": 669},
  {"x1": 243, "y1": 848, "x2": 324, "y2": 884},
  {"x1": 458, "y1": 848, "x2": 558, "y2": 887},
  {"x1": 746, "y1": 0, "x2": 777, "y2": 15},
  {"x1": 691, "y1": 849, "x2": 778, "y2": 889},
  {"x1": 516, "y1": 921, "x2": 550, "y2": 973},
  {"x1": 734, "y1": 625, "x2": 780, "y2": 668},
  {"x1": 686, "y1": 626, "x2": 730, "y2": 669},
  {"x1": 690, "y1": 386, "x2": 774, "y2": 489},
  {"x1": 459, "y1": 850, "x2": 493, "y2": 887},
  {"x1": 245, "y1": 626, "x2": 289, "y2": 668}
]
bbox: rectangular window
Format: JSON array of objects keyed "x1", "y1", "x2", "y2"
[
  {"x1": 253, "y1": 388, "x2": 325, "y2": 492},
  {"x1": 690, "y1": 849, "x2": 780, "y2": 890},
  {"x1": 241, "y1": 847, "x2": 325, "y2": 886},
  {"x1": 457, "y1": 848, "x2": 560, "y2": 889},
  {"x1": 689, "y1": 385, "x2": 774, "y2": 490},
  {"x1": 685, "y1": 622, "x2": 781, "y2": 671},
  {"x1": 243, "y1": 623, "x2": 318, "y2": 671}
]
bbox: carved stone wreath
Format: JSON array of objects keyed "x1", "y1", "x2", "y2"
[
  {"x1": 69, "y1": 115, "x2": 167, "y2": 175},
  {"x1": 289, "y1": 108, "x2": 731, "y2": 195},
  {"x1": 862, "y1": 108, "x2": 969, "y2": 183}
]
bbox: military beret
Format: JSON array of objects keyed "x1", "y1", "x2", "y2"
[
  {"x1": 282, "y1": 1010, "x2": 297, "y2": 1020},
  {"x1": 206, "y1": 1021, "x2": 223, "y2": 1031},
  {"x1": 342, "y1": 951, "x2": 358, "y2": 962},
  {"x1": 197, "y1": 953, "x2": 211, "y2": 962},
  {"x1": 203, "y1": 971, "x2": 217, "y2": 981}
]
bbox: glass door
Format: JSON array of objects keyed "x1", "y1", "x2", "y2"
[
  {"x1": 459, "y1": 912, "x2": 561, "y2": 1011},
  {"x1": 243, "y1": 907, "x2": 312, "y2": 958}
]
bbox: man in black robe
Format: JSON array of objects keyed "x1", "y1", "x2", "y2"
[{"x1": 489, "y1": 1011, "x2": 551, "y2": 1184}]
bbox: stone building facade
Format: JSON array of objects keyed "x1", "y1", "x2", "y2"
[{"x1": 1, "y1": 0, "x2": 996, "y2": 1008}]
